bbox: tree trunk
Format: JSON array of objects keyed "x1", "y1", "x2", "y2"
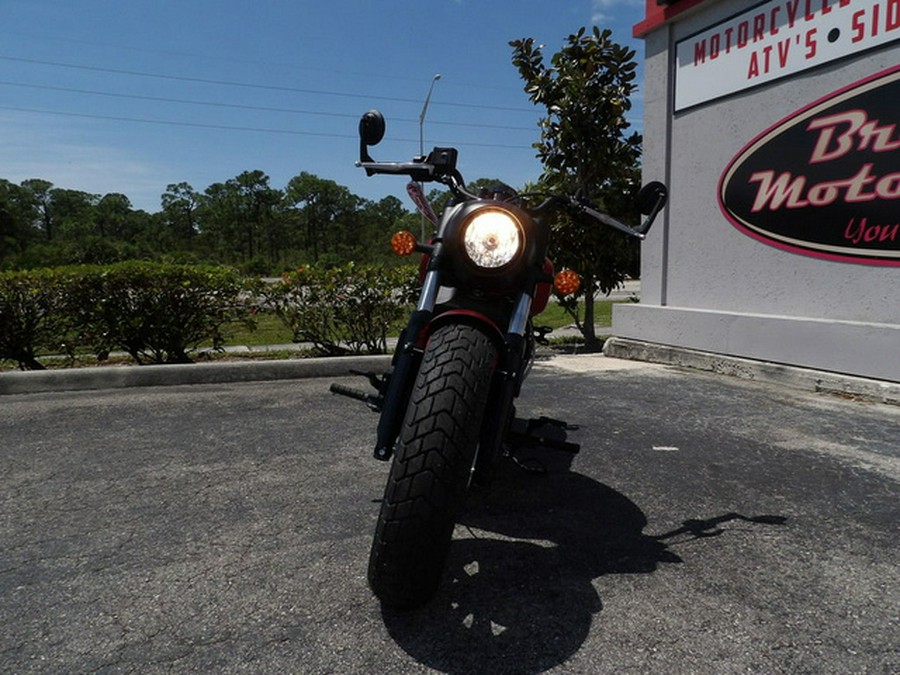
[
  {"x1": 15, "y1": 351, "x2": 46, "y2": 371},
  {"x1": 581, "y1": 275, "x2": 601, "y2": 351}
]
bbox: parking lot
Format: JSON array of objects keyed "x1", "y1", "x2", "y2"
[{"x1": 1, "y1": 355, "x2": 898, "y2": 673}]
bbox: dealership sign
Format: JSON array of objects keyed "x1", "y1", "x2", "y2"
[
  {"x1": 676, "y1": 0, "x2": 900, "y2": 110},
  {"x1": 718, "y1": 65, "x2": 900, "y2": 266}
]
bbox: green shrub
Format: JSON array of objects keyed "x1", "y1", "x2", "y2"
[
  {"x1": 0, "y1": 268, "x2": 77, "y2": 370},
  {"x1": 2, "y1": 262, "x2": 418, "y2": 369},
  {"x1": 67, "y1": 262, "x2": 259, "y2": 364},
  {"x1": 265, "y1": 263, "x2": 417, "y2": 355}
]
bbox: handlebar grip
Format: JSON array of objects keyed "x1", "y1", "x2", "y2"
[{"x1": 356, "y1": 161, "x2": 435, "y2": 182}]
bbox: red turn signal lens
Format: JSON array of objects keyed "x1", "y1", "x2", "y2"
[
  {"x1": 553, "y1": 269, "x2": 581, "y2": 295},
  {"x1": 391, "y1": 230, "x2": 417, "y2": 256}
]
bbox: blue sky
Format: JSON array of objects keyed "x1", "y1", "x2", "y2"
[{"x1": 0, "y1": 1, "x2": 646, "y2": 213}]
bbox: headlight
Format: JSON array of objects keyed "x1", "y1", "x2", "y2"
[{"x1": 462, "y1": 209, "x2": 522, "y2": 268}]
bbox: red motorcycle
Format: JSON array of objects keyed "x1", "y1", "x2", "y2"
[{"x1": 332, "y1": 110, "x2": 667, "y2": 609}]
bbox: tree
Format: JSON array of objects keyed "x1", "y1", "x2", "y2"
[
  {"x1": 95, "y1": 193, "x2": 134, "y2": 239},
  {"x1": 511, "y1": 26, "x2": 642, "y2": 347},
  {"x1": 2, "y1": 169, "x2": 422, "y2": 269},
  {"x1": 20, "y1": 179, "x2": 54, "y2": 241},
  {"x1": 0, "y1": 180, "x2": 39, "y2": 264},
  {"x1": 229, "y1": 170, "x2": 282, "y2": 264},
  {"x1": 49, "y1": 188, "x2": 100, "y2": 241},
  {"x1": 198, "y1": 171, "x2": 282, "y2": 265},
  {"x1": 284, "y1": 172, "x2": 361, "y2": 264},
  {"x1": 363, "y1": 195, "x2": 407, "y2": 234},
  {"x1": 358, "y1": 195, "x2": 410, "y2": 263},
  {"x1": 161, "y1": 182, "x2": 200, "y2": 246}
]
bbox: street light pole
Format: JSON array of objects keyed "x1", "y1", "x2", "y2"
[{"x1": 418, "y1": 73, "x2": 441, "y2": 240}]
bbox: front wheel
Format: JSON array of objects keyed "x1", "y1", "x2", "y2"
[{"x1": 367, "y1": 323, "x2": 498, "y2": 609}]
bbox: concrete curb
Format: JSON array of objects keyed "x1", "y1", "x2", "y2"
[
  {"x1": 5, "y1": 337, "x2": 898, "y2": 406},
  {"x1": 0, "y1": 327, "x2": 587, "y2": 396},
  {"x1": 603, "y1": 337, "x2": 900, "y2": 406},
  {"x1": 0, "y1": 355, "x2": 392, "y2": 396}
]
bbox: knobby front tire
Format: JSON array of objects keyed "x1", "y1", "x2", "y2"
[{"x1": 367, "y1": 323, "x2": 498, "y2": 609}]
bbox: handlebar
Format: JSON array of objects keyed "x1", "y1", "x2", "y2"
[
  {"x1": 357, "y1": 110, "x2": 666, "y2": 239},
  {"x1": 571, "y1": 199, "x2": 650, "y2": 240},
  {"x1": 525, "y1": 194, "x2": 664, "y2": 240},
  {"x1": 357, "y1": 146, "x2": 462, "y2": 184},
  {"x1": 356, "y1": 160, "x2": 436, "y2": 182}
]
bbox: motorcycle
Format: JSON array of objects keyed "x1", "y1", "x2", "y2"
[{"x1": 331, "y1": 109, "x2": 667, "y2": 609}]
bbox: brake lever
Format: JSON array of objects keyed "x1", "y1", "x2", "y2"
[{"x1": 356, "y1": 160, "x2": 436, "y2": 182}]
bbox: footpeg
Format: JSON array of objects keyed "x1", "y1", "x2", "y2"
[{"x1": 330, "y1": 370, "x2": 387, "y2": 412}]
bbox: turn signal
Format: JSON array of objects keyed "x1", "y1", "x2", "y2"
[
  {"x1": 553, "y1": 269, "x2": 581, "y2": 295},
  {"x1": 391, "y1": 230, "x2": 417, "y2": 256}
]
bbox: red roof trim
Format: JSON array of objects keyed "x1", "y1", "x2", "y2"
[{"x1": 633, "y1": 0, "x2": 711, "y2": 37}]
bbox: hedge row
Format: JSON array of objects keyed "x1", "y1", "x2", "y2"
[
  {"x1": 264, "y1": 264, "x2": 418, "y2": 356},
  {"x1": 0, "y1": 262, "x2": 417, "y2": 370}
]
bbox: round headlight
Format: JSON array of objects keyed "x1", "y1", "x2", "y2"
[{"x1": 462, "y1": 210, "x2": 522, "y2": 268}]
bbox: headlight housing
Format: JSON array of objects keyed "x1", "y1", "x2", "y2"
[
  {"x1": 462, "y1": 209, "x2": 523, "y2": 269},
  {"x1": 441, "y1": 200, "x2": 546, "y2": 295}
]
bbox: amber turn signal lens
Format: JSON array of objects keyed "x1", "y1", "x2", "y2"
[
  {"x1": 553, "y1": 269, "x2": 581, "y2": 295},
  {"x1": 391, "y1": 230, "x2": 417, "y2": 256}
]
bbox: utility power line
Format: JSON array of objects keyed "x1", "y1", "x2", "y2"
[
  {"x1": 0, "y1": 80, "x2": 538, "y2": 132},
  {"x1": 0, "y1": 105, "x2": 536, "y2": 151},
  {"x1": 0, "y1": 55, "x2": 537, "y2": 114},
  {"x1": 0, "y1": 29, "x2": 528, "y2": 96}
]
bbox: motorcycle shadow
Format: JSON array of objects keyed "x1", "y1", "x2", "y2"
[{"x1": 381, "y1": 455, "x2": 682, "y2": 674}]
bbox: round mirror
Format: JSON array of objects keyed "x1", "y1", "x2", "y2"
[
  {"x1": 359, "y1": 110, "x2": 386, "y2": 146},
  {"x1": 636, "y1": 181, "x2": 667, "y2": 215}
]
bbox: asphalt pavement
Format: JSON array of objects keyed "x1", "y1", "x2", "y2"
[{"x1": 1, "y1": 354, "x2": 898, "y2": 673}]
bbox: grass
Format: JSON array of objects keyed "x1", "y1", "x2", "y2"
[
  {"x1": 222, "y1": 299, "x2": 619, "y2": 347},
  {"x1": 534, "y1": 299, "x2": 618, "y2": 330},
  {"x1": 224, "y1": 312, "x2": 293, "y2": 347}
]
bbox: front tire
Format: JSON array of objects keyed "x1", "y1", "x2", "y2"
[{"x1": 368, "y1": 323, "x2": 498, "y2": 609}]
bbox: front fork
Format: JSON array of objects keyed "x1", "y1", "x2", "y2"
[
  {"x1": 362, "y1": 262, "x2": 572, "y2": 468},
  {"x1": 475, "y1": 288, "x2": 581, "y2": 481},
  {"x1": 372, "y1": 273, "x2": 532, "y2": 465},
  {"x1": 371, "y1": 259, "x2": 443, "y2": 460},
  {"x1": 472, "y1": 292, "x2": 533, "y2": 479}
]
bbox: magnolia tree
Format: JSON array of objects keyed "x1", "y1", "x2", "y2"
[{"x1": 511, "y1": 26, "x2": 642, "y2": 347}]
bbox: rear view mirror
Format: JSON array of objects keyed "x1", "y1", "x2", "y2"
[
  {"x1": 359, "y1": 110, "x2": 385, "y2": 146},
  {"x1": 636, "y1": 181, "x2": 667, "y2": 216},
  {"x1": 359, "y1": 110, "x2": 385, "y2": 163},
  {"x1": 635, "y1": 181, "x2": 668, "y2": 235}
]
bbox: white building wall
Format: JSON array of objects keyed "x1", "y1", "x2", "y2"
[{"x1": 614, "y1": 0, "x2": 900, "y2": 382}]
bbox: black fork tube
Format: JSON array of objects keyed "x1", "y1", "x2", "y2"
[
  {"x1": 372, "y1": 312, "x2": 427, "y2": 460},
  {"x1": 372, "y1": 251, "x2": 443, "y2": 460},
  {"x1": 473, "y1": 291, "x2": 533, "y2": 481}
]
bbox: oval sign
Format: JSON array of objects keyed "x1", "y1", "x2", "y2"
[{"x1": 719, "y1": 65, "x2": 900, "y2": 266}]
